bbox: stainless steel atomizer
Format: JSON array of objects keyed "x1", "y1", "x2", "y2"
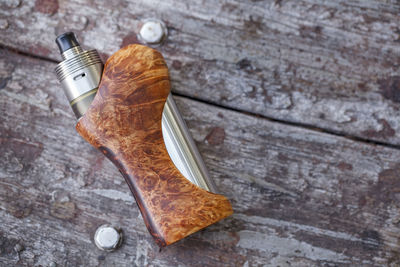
[
  {"x1": 55, "y1": 32, "x2": 217, "y2": 192},
  {"x1": 55, "y1": 33, "x2": 103, "y2": 119}
]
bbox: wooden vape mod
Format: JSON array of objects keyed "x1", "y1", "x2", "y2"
[{"x1": 55, "y1": 32, "x2": 233, "y2": 247}]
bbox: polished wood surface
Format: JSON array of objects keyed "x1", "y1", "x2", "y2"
[{"x1": 76, "y1": 44, "x2": 233, "y2": 246}]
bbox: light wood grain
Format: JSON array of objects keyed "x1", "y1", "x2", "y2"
[
  {"x1": 1, "y1": 0, "x2": 400, "y2": 146},
  {"x1": 1, "y1": 48, "x2": 400, "y2": 266}
]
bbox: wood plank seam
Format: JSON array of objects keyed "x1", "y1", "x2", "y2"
[{"x1": 1, "y1": 46, "x2": 400, "y2": 153}]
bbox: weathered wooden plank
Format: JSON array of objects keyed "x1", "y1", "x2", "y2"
[
  {"x1": 2, "y1": 48, "x2": 400, "y2": 266},
  {"x1": 1, "y1": 0, "x2": 400, "y2": 146}
]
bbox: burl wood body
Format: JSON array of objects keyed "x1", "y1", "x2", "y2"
[{"x1": 76, "y1": 44, "x2": 233, "y2": 246}]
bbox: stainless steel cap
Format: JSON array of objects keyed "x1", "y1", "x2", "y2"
[
  {"x1": 94, "y1": 225, "x2": 122, "y2": 251},
  {"x1": 55, "y1": 49, "x2": 102, "y2": 82}
]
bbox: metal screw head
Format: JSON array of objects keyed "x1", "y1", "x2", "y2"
[
  {"x1": 94, "y1": 225, "x2": 122, "y2": 251},
  {"x1": 138, "y1": 19, "x2": 167, "y2": 45}
]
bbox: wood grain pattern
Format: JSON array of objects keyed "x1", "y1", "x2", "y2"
[
  {"x1": 2, "y1": 49, "x2": 400, "y2": 265},
  {"x1": 76, "y1": 44, "x2": 233, "y2": 246},
  {"x1": 2, "y1": 0, "x2": 400, "y2": 265},
  {"x1": 1, "y1": 0, "x2": 400, "y2": 145}
]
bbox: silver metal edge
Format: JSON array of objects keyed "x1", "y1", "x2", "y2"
[{"x1": 162, "y1": 94, "x2": 218, "y2": 193}]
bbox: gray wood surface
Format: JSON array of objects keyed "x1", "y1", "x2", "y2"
[
  {"x1": 1, "y1": 0, "x2": 400, "y2": 266},
  {"x1": 1, "y1": 48, "x2": 400, "y2": 266},
  {"x1": 1, "y1": 0, "x2": 400, "y2": 145}
]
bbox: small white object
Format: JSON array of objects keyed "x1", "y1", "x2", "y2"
[
  {"x1": 94, "y1": 225, "x2": 122, "y2": 251},
  {"x1": 139, "y1": 20, "x2": 165, "y2": 44}
]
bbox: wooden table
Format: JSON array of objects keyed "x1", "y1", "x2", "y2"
[{"x1": 1, "y1": 0, "x2": 400, "y2": 266}]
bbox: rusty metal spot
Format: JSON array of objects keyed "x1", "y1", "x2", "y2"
[
  {"x1": 361, "y1": 119, "x2": 395, "y2": 139},
  {"x1": 206, "y1": 127, "x2": 225, "y2": 146},
  {"x1": 50, "y1": 201, "x2": 76, "y2": 220},
  {"x1": 378, "y1": 76, "x2": 400, "y2": 103},
  {"x1": 121, "y1": 33, "x2": 139, "y2": 48},
  {"x1": 34, "y1": 0, "x2": 58, "y2": 15}
]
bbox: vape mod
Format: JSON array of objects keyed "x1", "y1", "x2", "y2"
[{"x1": 54, "y1": 32, "x2": 233, "y2": 247}]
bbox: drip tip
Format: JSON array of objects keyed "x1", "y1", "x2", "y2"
[{"x1": 56, "y1": 32, "x2": 80, "y2": 54}]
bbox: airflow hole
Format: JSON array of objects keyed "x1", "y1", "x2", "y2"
[{"x1": 73, "y1": 73, "x2": 86, "y2": 81}]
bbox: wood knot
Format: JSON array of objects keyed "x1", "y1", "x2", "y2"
[
  {"x1": 50, "y1": 201, "x2": 76, "y2": 220},
  {"x1": 206, "y1": 127, "x2": 226, "y2": 146}
]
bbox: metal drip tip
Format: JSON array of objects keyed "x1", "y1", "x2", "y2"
[{"x1": 55, "y1": 32, "x2": 103, "y2": 119}]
